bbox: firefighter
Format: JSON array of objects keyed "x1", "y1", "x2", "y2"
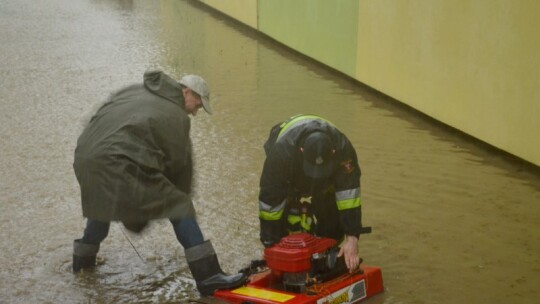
[
  {"x1": 258, "y1": 114, "x2": 365, "y2": 272},
  {"x1": 72, "y1": 70, "x2": 246, "y2": 296}
]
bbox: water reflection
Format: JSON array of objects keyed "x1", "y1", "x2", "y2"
[
  {"x1": 0, "y1": 0, "x2": 538, "y2": 303},
  {"x1": 92, "y1": 0, "x2": 134, "y2": 11}
]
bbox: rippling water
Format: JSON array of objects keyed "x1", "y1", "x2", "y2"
[{"x1": 1, "y1": 0, "x2": 539, "y2": 303}]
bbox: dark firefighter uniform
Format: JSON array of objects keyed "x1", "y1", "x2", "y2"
[{"x1": 258, "y1": 115, "x2": 363, "y2": 247}]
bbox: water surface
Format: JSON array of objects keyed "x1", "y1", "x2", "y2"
[{"x1": 0, "y1": 0, "x2": 538, "y2": 303}]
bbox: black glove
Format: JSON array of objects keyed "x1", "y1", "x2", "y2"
[
  {"x1": 262, "y1": 240, "x2": 275, "y2": 248},
  {"x1": 260, "y1": 219, "x2": 283, "y2": 248}
]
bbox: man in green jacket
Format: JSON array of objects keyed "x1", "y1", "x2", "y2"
[{"x1": 72, "y1": 70, "x2": 246, "y2": 296}]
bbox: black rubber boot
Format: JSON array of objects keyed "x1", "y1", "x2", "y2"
[
  {"x1": 185, "y1": 240, "x2": 247, "y2": 296},
  {"x1": 73, "y1": 239, "x2": 99, "y2": 273}
]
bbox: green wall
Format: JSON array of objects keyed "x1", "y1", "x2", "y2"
[
  {"x1": 258, "y1": 0, "x2": 359, "y2": 77},
  {"x1": 200, "y1": 0, "x2": 258, "y2": 28},
  {"x1": 197, "y1": 0, "x2": 540, "y2": 167}
]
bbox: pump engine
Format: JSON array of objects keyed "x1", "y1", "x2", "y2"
[
  {"x1": 215, "y1": 230, "x2": 383, "y2": 304},
  {"x1": 263, "y1": 233, "x2": 349, "y2": 293}
]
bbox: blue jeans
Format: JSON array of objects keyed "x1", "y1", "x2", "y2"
[{"x1": 81, "y1": 218, "x2": 205, "y2": 249}]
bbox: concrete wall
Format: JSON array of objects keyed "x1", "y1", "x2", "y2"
[{"x1": 197, "y1": 0, "x2": 540, "y2": 167}]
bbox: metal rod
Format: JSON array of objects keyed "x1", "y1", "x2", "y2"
[{"x1": 119, "y1": 224, "x2": 145, "y2": 263}]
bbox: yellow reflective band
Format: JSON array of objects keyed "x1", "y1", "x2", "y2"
[
  {"x1": 288, "y1": 214, "x2": 311, "y2": 231},
  {"x1": 301, "y1": 214, "x2": 311, "y2": 231},
  {"x1": 337, "y1": 197, "x2": 361, "y2": 210},
  {"x1": 277, "y1": 115, "x2": 335, "y2": 138},
  {"x1": 278, "y1": 114, "x2": 306, "y2": 129},
  {"x1": 259, "y1": 209, "x2": 283, "y2": 221},
  {"x1": 288, "y1": 215, "x2": 301, "y2": 225},
  {"x1": 231, "y1": 287, "x2": 295, "y2": 302}
]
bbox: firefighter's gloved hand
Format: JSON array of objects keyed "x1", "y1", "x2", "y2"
[
  {"x1": 262, "y1": 240, "x2": 275, "y2": 248},
  {"x1": 260, "y1": 233, "x2": 280, "y2": 248},
  {"x1": 259, "y1": 220, "x2": 282, "y2": 248}
]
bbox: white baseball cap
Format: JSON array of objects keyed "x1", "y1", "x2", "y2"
[{"x1": 179, "y1": 74, "x2": 212, "y2": 114}]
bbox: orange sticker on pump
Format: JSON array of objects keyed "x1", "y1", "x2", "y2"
[{"x1": 232, "y1": 286, "x2": 295, "y2": 302}]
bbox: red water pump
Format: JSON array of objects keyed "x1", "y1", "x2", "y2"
[
  {"x1": 214, "y1": 232, "x2": 384, "y2": 303},
  {"x1": 264, "y1": 233, "x2": 347, "y2": 292}
]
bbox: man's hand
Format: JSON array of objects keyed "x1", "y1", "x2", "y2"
[{"x1": 337, "y1": 235, "x2": 359, "y2": 272}]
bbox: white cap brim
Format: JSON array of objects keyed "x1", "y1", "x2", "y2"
[{"x1": 201, "y1": 96, "x2": 212, "y2": 114}]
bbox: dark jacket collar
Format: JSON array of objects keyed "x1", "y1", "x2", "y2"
[{"x1": 143, "y1": 70, "x2": 185, "y2": 107}]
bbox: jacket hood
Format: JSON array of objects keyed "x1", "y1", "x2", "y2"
[{"x1": 143, "y1": 70, "x2": 184, "y2": 105}]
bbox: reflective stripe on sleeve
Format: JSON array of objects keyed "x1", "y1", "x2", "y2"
[
  {"x1": 259, "y1": 199, "x2": 286, "y2": 221},
  {"x1": 335, "y1": 188, "x2": 361, "y2": 210}
]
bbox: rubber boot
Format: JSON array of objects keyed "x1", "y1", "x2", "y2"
[
  {"x1": 185, "y1": 240, "x2": 248, "y2": 296},
  {"x1": 73, "y1": 239, "x2": 99, "y2": 273}
]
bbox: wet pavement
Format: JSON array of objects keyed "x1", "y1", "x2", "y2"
[{"x1": 0, "y1": 0, "x2": 539, "y2": 303}]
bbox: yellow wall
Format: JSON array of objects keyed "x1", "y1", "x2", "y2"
[
  {"x1": 200, "y1": 0, "x2": 257, "y2": 29},
  {"x1": 357, "y1": 0, "x2": 540, "y2": 166},
  {"x1": 198, "y1": 0, "x2": 540, "y2": 167}
]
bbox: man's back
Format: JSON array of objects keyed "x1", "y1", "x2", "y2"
[{"x1": 73, "y1": 80, "x2": 194, "y2": 222}]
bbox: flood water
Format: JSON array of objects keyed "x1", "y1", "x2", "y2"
[{"x1": 1, "y1": 0, "x2": 539, "y2": 303}]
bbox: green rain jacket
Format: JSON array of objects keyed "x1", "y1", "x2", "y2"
[{"x1": 73, "y1": 71, "x2": 196, "y2": 223}]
